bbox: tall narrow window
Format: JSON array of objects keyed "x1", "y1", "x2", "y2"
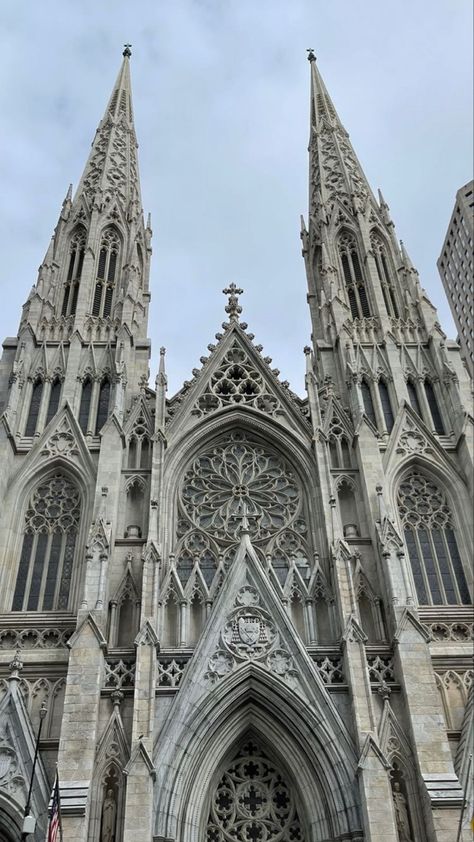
[
  {"x1": 45, "y1": 378, "x2": 62, "y2": 426},
  {"x1": 361, "y1": 379, "x2": 377, "y2": 427},
  {"x1": 371, "y1": 233, "x2": 399, "y2": 317},
  {"x1": 12, "y1": 473, "x2": 81, "y2": 611},
  {"x1": 406, "y1": 378, "x2": 422, "y2": 416},
  {"x1": 92, "y1": 228, "x2": 120, "y2": 318},
  {"x1": 378, "y1": 379, "x2": 394, "y2": 432},
  {"x1": 25, "y1": 379, "x2": 43, "y2": 436},
  {"x1": 79, "y1": 378, "x2": 92, "y2": 434},
  {"x1": 95, "y1": 378, "x2": 111, "y2": 434},
  {"x1": 398, "y1": 472, "x2": 470, "y2": 605},
  {"x1": 338, "y1": 233, "x2": 371, "y2": 318},
  {"x1": 61, "y1": 228, "x2": 86, "y2": 317},
  {"x1": 424, "y1": 380, "x2": 445, "y2": 434}
]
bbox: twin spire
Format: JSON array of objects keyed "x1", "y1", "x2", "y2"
[{"x1": 73, "y1": 44, "x2": 142, "y2": 219}]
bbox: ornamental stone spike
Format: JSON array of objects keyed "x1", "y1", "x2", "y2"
[{"x1": 223, "y1": 283, "x2": 244, "y2": 321}]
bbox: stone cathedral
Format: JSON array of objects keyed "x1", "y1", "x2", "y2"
[{"x1": 0, "y1": 46, "x2": 472, "y2": 842}]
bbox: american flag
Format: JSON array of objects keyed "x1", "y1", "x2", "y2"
[{"x1": 48, "y1": 769, "x2": 62, "y2": 842}]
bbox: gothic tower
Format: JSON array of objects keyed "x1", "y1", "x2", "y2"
[{"x1": 0, "y1": 49, "x2": 472, "y2": 842}]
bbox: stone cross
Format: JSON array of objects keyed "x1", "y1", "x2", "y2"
[{"x1": 223, "y1": 283, "x2": 243, "y2": 321}]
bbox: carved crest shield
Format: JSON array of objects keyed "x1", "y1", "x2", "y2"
[{"x1": 238, "y1": 615, "x2": 260, "y2": 646}]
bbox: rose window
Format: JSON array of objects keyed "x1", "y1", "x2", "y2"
[
  {"x1": 180, "y1": 433, "x2": 301, "y2": 544},
  {"x1": 207, "y1": 739, "x2": 304, "y2": 841}
]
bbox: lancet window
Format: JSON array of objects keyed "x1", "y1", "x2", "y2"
[
  {"x1": 207, "y1": 739, "x2": 305, "y2": 842},
  {"x1": 95, "y1": 378, "x2": 111, "y2": 434},
  {"x1": 406, "y1": 378, "x2": 421, "y2": 416},
  {"x1": 424, "y1": 379, "x2": 445, "y2": 434},
  {"x1": 92, "y1": 228, "x2": 120, "y2": 318},
  {"x1": 378, "y1": 379, "x2": 394, "y2": 432},
  {"x1": 327, "y1": 417, "x2": 352, "y2": 469},
  {"x1": 45, "y1": 377, "x2": 62, "y2": 426},
  {"x1": 12, "y1": 473, "x2": 81, "y2": 611},
  {"x1": 127, "y1": 416, "x2": 151, "y2": 469},
  {"x1": 25, "y1": 378, "x2": 44, "y2": 436},
  {"x1": 78, "y1": 377, "x2": 93, "y2": 434},
  {"x1": 338, "y1": 233, "x2": 371, "y2": 318},
  {"x1": 61, "y1": 227, "x2": 86, "y2": 317},
  {"x1": 371, "y1": 233, "x2": 399, "y2": 317},
  {"x1": 360, "y1": 378, "x2": 377, "y2": 428},
  {"x1": 397, "y1": 471, "x2": 470, "y2": 605}
]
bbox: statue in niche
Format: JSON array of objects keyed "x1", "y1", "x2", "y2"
[
  {"x1": 100, "y1": 788, "x2": 117, "y2": 842},
  {"x1": 392, "y1": 781, "x2": 414, "y2": 842}
]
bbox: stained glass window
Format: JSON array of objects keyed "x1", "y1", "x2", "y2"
[
  {"x1": 12, "y1": 473, "x2": 81, "y2": 611},
  {"x1": 398, "y1": 472, "x2": 469, "y2": 605}
]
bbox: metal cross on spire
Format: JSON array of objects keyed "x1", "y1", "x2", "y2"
[
  {"x1": 123, "y1": 44, "x2": 132, "y2": 57},
  {"x1": 223, "y1": 283, "x2": 244, "y2": 321}
]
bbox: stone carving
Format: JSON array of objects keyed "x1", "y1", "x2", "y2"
[
  {"x1": 192, "y1": 341, "x2": 283, "y2": 418},
  {"x1": 398, "y1": 473, "x2": 450, "y2": 530},
  {"x1": 312, "y1": 655, "x2": 344, "y2": 685},
  {"x1": 207, "y1": 738, "x2": 304, "y2": 841},
  {"x1": 100, "y1": 788, "x2": 117, "y2": 842},
  {"x1": 41, "y1": 421, "x2": 79, "y2": 459},
  {"x1": 0, "y1": 628, "x2": 73, "y2": 649},
  {"x1": 206, "y1": 587, "x2": 300, "y2": 691},
  {"x1": 0, "y1": 727, "x2": 26, "y2": 805},
  {"x1": 427, "y1": 622, "x2": 474, "y2": 642},
  {"x1": 367, "y1": 654, "x2": 395, "y2": 684},
  {"x1": 104, "y1": 659, "x2": 136, "y2": 690},
  {"x1": 180, "y1": 432, "x2": 302, "y2": 544},
  {"x1": 156, "y1": 658, "x2": 188, "y2": 689},
  {"x1": 391, "y1": 781, "x2": 414, "y2": 842}
]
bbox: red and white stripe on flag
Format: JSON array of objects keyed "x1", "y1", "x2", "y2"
[{"x1": 48, "y1": 773, "x2": 60, "y2": 842}]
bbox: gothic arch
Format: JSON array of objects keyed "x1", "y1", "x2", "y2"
[
  {"x1": 0, "y1": 455, "x2": 93, "y2": 612},
  {"x1": 163, "y1": 410, "x2": 323, "y2": 565},
  {"x1": 389, "y1": 458, "x2": 472, "y2": 604},
  {"x1": 154, "y1": 664, "x2": 361, "y2": 841}
]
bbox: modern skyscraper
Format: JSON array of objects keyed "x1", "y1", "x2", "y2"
[
  {"x1": 437, "y1": 180, "x2": 474, "y2": 378},
  {"x1": 0, "y1": 47, "x2": 472, "y2": 842}
]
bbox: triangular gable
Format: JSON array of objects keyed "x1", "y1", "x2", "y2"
[
  {"x1": 0, "y1": 675, "x2": 50, "y2": 831},
  {"x1": 157, "y1": 528, "x2": 355, "y2": 756},
  {"x1": 383, "y1": 402, "x2": 459, "y2": 474},
  {"x1": 123, "y1": 393, "x2": 154, "y2": 436},
  {"x1": 322, "y1": 394, "x2": 354, "y2": 439},
  {"x1": 96, "y1": 704, "x2": 130, "y2": 768},
  {"x1": 8, "y1": 401, "x2": 96, "y2": 483},
  {"x1": 68, "y1": 611, "x2": 107, "y2": 651},
  {"x1": 378, "y1": 698, "x2": 413, "y2": 761},
  {"x1": 358, "y1": 733, "x2": 391, "y2": 771},
  {"x1": 393, "y1": 608, "x2": 431, "y2": 644},
  {"x1": 124, "y1": 738, "x2": 156, "y2": 780},
  {"x1": 166, "y1": 322, "x2": 310, "y2": 440}
]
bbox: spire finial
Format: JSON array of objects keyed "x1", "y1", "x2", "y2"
[
  {"x1": 307, "y1": 49, "x2": 316, "y2": 62},
  {"x1": 123, "y1": 44, "x2": 132, "y2": 58},
  {"x1": 223, "y1": 283, "x2": 243, "y2": 321}
]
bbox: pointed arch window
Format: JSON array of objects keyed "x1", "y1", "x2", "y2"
[
  {"x1": 424, "y1": 379, "x2": 445, "y2": 434},
  {"x1": 62, "y1": 228, "x2": 86, "y2": 317},
  {"x1": 371, "y1": 233, "x2": 399, "y2": 317},
  {"x1": 338, "y1": 233, "x2": 371, "y2": 319},
  {"x1": 360, "y1": 378, "x2": 377, "y2": 427},
  {"x1": 398, "y1": 472, "x2": 470, "y2": 605},
  {"x1": 45, "y1": 378, "x2": 62, "y2": 426},
  {"x1": 25, "y1": 379, "x2": 44, "y2": 436},
  {"x1": 406, "y1": 378, "x2": 422, "y2": 416},
  {"x1": 95, "y1": 378, "x2": 111, "y2": 434},
  {"x1": 12, "y1": 473, "x2": 81, "y2": 611},
  {"x1": 79, "y1": 377, "x2": 93, "y2": 434},
  {"x1": 92, "y1": 228, "x2": 120, "y2": 318},
  {"x1": 378, "y1": 379, "x2": 394, "y2": 432},
  {"x1": 207, "y1": 739, "x2": 304, "y2": 841}
]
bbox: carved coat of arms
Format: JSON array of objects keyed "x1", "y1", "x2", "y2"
[{"x1": 237, "y1": 615, "x2": 261, "y2": 647}]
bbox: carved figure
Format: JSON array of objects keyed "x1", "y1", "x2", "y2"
[
  {"x1": 100, "y1": 788, "x2": 117, "y2": 842},
  {"x1": 392, "y1": 782, "x2": 413, "y2": 842}
]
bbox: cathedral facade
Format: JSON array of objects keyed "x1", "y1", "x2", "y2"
[{"x1": 0, "y1": 47, "x2": 472, "y2": 842}]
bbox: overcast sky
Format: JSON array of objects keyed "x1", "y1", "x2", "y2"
[{"x1": 0, "y1": 1, "x2": 472, "y2": 395}]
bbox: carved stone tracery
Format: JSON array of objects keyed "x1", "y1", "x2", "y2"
[{"x1": 207, "y1": 739, "x2": 304, "y2": 842}]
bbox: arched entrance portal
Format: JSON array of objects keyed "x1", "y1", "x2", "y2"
[{"x1": 207, "y1": 735, "x2": 305, "y2": 841}]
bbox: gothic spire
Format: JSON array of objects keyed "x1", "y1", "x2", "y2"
[
  {"x1": 73, "y1": 45, "x2": 143, "y2": 219},
  {"x1": 307, "y1": 52, "x2": 376, "y2": 225}
]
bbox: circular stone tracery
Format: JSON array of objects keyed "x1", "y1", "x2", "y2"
[
  {"x1": 180, "y1": 433, "x2": 301, "y2": 543},
  {"x1": 207, "y1": 739, "x2": 304, "y2": 842}
]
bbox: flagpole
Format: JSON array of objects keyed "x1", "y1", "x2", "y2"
[{"x1": 56, "y1": 764, "x2": 64, "y2": 842}]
